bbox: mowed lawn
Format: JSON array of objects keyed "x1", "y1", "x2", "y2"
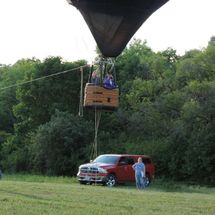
[{"x1": 0, "y1": 176, "x2": 215, "y2": 215}]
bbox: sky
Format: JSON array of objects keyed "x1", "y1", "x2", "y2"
[{"x1": 0, "y1": 0, "x2": 215, "y2": 65}]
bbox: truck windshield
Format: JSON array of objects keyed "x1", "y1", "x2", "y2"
[{"x1": 94, "y1": 155, "x2": 118, "y2": 164}]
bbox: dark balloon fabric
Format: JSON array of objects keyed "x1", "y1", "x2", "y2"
[{"x1": 67, "y1": 0, "x2": 169, "y2": 57}]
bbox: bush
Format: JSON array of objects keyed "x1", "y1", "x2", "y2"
[{"x1": 30, "y1": 110, "x2": 93, "y2": 176}]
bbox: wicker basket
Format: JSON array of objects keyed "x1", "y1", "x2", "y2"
[{"x1": 84, "y1": 83, "x2": 119, "y2": 111}]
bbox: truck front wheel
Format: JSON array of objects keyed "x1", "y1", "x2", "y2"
[{"x1": 105, "y1": 174, "x2": 117, "y2": 187}]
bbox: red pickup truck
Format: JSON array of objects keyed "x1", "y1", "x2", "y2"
[{"x1": 77, "y1": 154, "x2": 155, "y2": 187}]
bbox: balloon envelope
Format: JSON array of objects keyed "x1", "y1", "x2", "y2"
[{"x1": 67, "y1": 0, "x2": 169, "y2": 57}]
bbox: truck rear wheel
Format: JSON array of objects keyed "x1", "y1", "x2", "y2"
[{"x1": 144, "y1": 174, "x2": 151, "y2": 187}]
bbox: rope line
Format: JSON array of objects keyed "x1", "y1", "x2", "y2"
[
  {"x1": 90, "y1": 108, "x2": 102, "y2": 160},
  {"x1": 78, "y1": 66, "x2": 84, "y2": 117},
  {"x1": 94, "y1": 109, "x2": 101, "y2": 159},
  {"x1": 0, "y1": 64, "x2": 89, "y2": 91}
]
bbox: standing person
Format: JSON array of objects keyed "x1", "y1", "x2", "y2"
[
  {"x1": 91, "y1": 70, "x2": 99, "y2": 84},
  {"x1": 103, "y1": 73, "x2": 116, "y2": 89},
  {"x1": 132, "y1": 157, "x2": 145, "y2": 189}
]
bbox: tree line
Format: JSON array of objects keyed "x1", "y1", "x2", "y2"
[{"x1": 0, "y1": 37, "x2": 214, "y2": 185}]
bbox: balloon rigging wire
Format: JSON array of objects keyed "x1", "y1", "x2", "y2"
[{"x1": 0, "y1": 64, "x2": 89, "y2": 92}]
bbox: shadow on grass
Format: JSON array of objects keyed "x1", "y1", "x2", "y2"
[
  {"x1": 0, "y1": 188, "x2": 49, "y2": 201},
  {"x1": 144, "y1": 179, "x2": 215, "y2": 194}
]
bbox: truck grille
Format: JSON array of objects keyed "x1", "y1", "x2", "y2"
[{"x1": 80, "y1": 166, "x2": 99, "y2": 174}]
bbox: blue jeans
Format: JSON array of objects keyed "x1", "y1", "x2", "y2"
[{"x1": 135, "y1": 174, "x2": 144, "y2": 189}]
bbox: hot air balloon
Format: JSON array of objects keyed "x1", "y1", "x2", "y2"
[
  {"x1": 67, "y1": 0, "x2": 169, "y2": 58},
  {"x1": 67, "y1": 0, "x2": 169, "y2": 111}
]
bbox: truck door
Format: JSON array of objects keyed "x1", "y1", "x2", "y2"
[{"x1": 117, "y1": 156, "x2": 135, "y2": 182}]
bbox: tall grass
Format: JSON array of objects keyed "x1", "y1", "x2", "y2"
[{"x1": 2, "y1": 173, "x2": 77, "y2": 184}]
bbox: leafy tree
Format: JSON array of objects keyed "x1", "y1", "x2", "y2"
[
  {"x1": 30, "y1": 111, "x2": 93, "y2": 176},
  {"x1": 208, "y1": 36, "x2": 215, "y2": 46},
  {"x1": 0, "y1": 59, "x2": 38, "y2": 168},
  {"x1": 0, "y1": 59, "x2": 37, "y2": 134},
  {"x1": 13, "y1": 57, "x2": 89, "y2": 135}
]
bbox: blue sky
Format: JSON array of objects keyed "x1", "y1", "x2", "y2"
[{"x1": 0, "y1": 0, "x2": 215, "y2": 65}]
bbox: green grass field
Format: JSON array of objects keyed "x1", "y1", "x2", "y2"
[{"x1": 0, "y1": 175, "x2": 215, "y2": 215}]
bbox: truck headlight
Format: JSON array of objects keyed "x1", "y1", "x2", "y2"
[{"x1": 98, "y1": 167, "x2": 107, "y2": 173}]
